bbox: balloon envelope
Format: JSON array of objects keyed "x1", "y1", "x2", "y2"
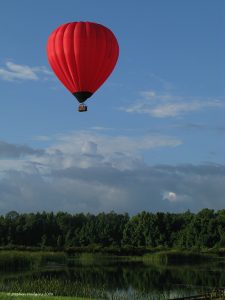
[{"x1": 47, "y1": 21, "x2": 119, "y2": 103}]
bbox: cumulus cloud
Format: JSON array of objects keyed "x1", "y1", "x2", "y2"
[
  {"x1": 163, "y1": 191, "x2": 191, "y2": 203},
  {"x1": 0, "y1": 61, "x2": 53, "y2": 81},
  {"x1": 150, "y1": 101, "x2": 223, "y2": 118},
  {"x1": 0, "y1": 140, "x2": 44, "y2": 158},
  {"x1": 0, "y1": 162, "x2": 224, "y2": 214},
  {"x1": 39, "y1": 131, "x2": 181, "y2": 170},
  {"x1": 0, "y1": 132, "x2": 224, "y2": 214},
  {"x1": 121, "y1": 90, "x2": 224, "y2": 118},
  {"x1": 163, "y1": 191, "x2": 177, "y2": 202},
  {"x1": 52, "y1": 131, "x2": 181, "y2": 156}
]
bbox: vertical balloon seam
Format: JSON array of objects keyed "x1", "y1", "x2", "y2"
[
  {"x1": 96, "y1": 27, "x2": 118, "y2": 88},
  {"x1": 81, "y1": 22, "x2": 88, "y2": 92},
  {"x1": 94, "y1": 31, "x2": 114, "y2": 89},
  {"x1": 49, "y1": 28, "x2": 72, "y2": 92},
  {"x1": 73, "y1": 22, "x2": 84, "y2": 92},
  {"x1": 52, "y1": 26, "x2": 74, "y2": 92},
  {"x1": 83, "y1": 22, "x2": 92, "y2": 93},
  {"x1": 87, "y1": 23, "x2": 98, "y2": 93},
  {"x1": 56, "y1": 24, "x2": 75, "y2": 90},
  {"x1": 63, "y1": 23, "x2": 79, "y2": 92},
  {"x1": 72, "y1": 23, "x2": 81, "y2": 92},
  {"x1": 102, "y1": 34, "x2": 119, "y2": 86},
  {"x1": 90, "y1": 25, "x2": 108, "y2": 93},
  {"x1": 96, "y1": 36, "x2": 119, "y2": 90},
  {"x1": 94, "y1": 29, "x2": 117, "y2": 92},
  {"x1": 61, "y1": 24, "x2": 75, "y2": 89}
]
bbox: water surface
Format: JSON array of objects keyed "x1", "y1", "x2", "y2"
[{"x1": 1, "y1": 255, "x2": 225, "y2": 299}]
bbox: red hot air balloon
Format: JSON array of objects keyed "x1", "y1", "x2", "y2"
[{"x1": 47, "y1": 21, "x2": 119, "y2": 112}]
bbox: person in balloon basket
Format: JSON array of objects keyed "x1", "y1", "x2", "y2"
[{"x1": 78, "y1": 104, "x2": 87, "y2": 112}]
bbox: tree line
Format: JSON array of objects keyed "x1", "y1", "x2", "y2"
[{"x1": 0, "y1": 208, "x2": 225, "y2": 250}]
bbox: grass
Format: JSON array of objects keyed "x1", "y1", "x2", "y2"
[
  {"x1": 142, "y1": 249, "x2": 216, "y2": 265},
  {"x1": 0, "y1": 251, "x2": 66, "y2": 271},
  {"x1": 0, "y1": 278, "x2": 106, "y2": 299},
  {"x1": 0, "y1": 293, "x2": 97, "y2": 300}
]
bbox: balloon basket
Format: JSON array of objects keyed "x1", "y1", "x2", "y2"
[{"x1": 78, "y1": 104, "x2": 88, "y2": 112}]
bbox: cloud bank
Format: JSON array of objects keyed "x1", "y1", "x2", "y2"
[
  {"x1": 0, "y1": 131, "x2": 224, "y2": 214},
  {"x1": 121, "y1": 90, "x2": 224, "y2": 118},
  {"x1": 0, "y1": 61, "x2": 53, "y2": 81}
]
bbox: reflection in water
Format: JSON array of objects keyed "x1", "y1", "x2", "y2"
[{"x1": 0, "y1": 257, "x2": 225, "y2": 299}]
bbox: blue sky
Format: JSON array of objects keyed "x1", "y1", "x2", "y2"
[{"x1": 0, "y1": 0, "x2": 224, "y2": 214}]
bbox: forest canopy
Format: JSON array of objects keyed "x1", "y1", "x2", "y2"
[{"x1": 0, "y1": 209, "x2": 224, "y2": 250}]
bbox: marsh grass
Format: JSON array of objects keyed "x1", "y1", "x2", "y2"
[
  {"x1": 0, "y1": 278, "x2": 106, "y2": 299},
  {"x1": 0, "y1": 250, "x2": 217, "y2": 271},
  {"x1": 142, "y1": 250, "x2": 215, "y2": 265},
  {"x1": 0, "y1": 293, "x2": 94, "y2": 300},
  {"x1": 0, "y1": 251, "x2": 66, "y2": 271},
  {"x1": 107, "y1": 290, "x2": 160, "y2": 300},
  {"x1": 68, "y1": 253, "x2": 128, "y2": 266},
  {"x1": 0, "y1": 290, "x2": 193, "y2": 300},
  {"x1": 106, "y1": 284, "x2": 201, "y2": 300},
  {"x1": 68, "y1": 250, "x2": 217, "y2": 268}
]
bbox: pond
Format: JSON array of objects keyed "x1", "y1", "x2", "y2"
[{"x1": 0, "y1": 253, "x2": 225, "y2": 299}]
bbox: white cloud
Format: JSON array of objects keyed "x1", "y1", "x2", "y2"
[
  {"x1": 162, "y1": 191, "x2": 191, "y2": 203},
  {"x1": 89, "y1": 126, "x2": 114, "y2": 131},
  {"x1": 81, "y1": 141, "x2": 98, "y2": 155},
  {"x1": 0, "y1": 61, "x2": 53, "y2": 81},
  {"x1": 0, "y1": 140, "x2": 44, "y2": 158},
  {"x1": 41, "y1": 131, "x2": 181, "y2": 170},
  {"x1": 56, "y1": 131, "x2": 181, "y2": 154},
  {"x1": 141, "y1": 90, "x2": 156, "y2": 98},
  {"x1": 0, "y1": 160, "x2": 28, "y2": 174},
  {"x1": 150, "y1": 100, "x2": 224, "y2": 118},
  {"x1": 0, "y1": 160, "x2": 224, "y2": 214},
  {"x1": 163, "y1": 191, "x2": 177, "y2": 202},
  {"x1": 0, "y1": 133, "x2": 223, "y2": 214},
  {"x1": 121, "y1": 91, "x2": 225, "y2": 118},
  {"x1": 33, "y1": 135, "x2": 51, "y2": 142}
]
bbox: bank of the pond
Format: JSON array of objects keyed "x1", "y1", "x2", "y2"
[
  {"x1": 0, "y1": 248, "x2": 221, "y2": 271},
  {"x1": 0, "y1": 294, "x2": 96, "y2": 300},
  {"x1": 0, "y1": 251, "x2": 66, "y2": 270},
  {"x1": 142, "y1": 250, "x2": 216, "y2": 264}
]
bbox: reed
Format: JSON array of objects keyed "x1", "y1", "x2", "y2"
[
  {"x1": 0, "y1": 251, "x2": 66, "y2": 271},
  {"x1": 142, "y1": 250, "x2": 215, "y2": 265},
  {"x1": 0, "y1": 278, "x2": 106, "y2": 299},
  {"x1": 0, "y1": 293, "x2": 95, "y2": 300}
]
